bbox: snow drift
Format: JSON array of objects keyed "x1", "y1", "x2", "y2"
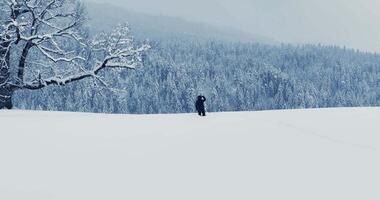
[{"x1": 0, "y1": 108, "x2": 379, "y2": 200}]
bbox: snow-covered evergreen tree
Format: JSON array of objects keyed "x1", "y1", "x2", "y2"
[{"x1": 14, "y1": 39, "x2": 380, "y2": 114}]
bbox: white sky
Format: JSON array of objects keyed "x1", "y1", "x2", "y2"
[{"x1": 86, "y1": 0, "x2": 380, "y2": 52}]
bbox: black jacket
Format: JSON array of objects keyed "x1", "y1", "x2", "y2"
[{"x1": 195, "y1": 96, "x2": 206, "y2": 111}]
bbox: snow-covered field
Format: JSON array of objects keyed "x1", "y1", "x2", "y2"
[{"x1": 0, "y1": 108, "x2": 379, "y2": 200}]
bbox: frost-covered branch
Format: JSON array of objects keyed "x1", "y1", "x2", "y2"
[
  {"x1": 14, "y1": 22, "x2": 149, "y2": 90},
  {"x1": 1, "y1": 0, "x2": 150, "y2": 109}
]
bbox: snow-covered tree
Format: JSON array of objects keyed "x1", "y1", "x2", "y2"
[
  {"x1": 10, "y1": 32, "x2": 380, "y2": 114},
  {"x1": 0, "y1": 0, "x2": 149, "y2": 109}
]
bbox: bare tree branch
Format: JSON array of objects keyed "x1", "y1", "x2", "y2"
[{"x1": 1, "y1": 0, "x2": 150, "y2": 108}]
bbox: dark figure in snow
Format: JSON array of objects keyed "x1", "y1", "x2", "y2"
[{"x1": 195, "y1": 95, "x2": 207, "y2": 116}]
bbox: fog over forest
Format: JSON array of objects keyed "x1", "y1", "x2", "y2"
[{"x1": 85, "y1": 0, "x2": 380, "y2": 53}]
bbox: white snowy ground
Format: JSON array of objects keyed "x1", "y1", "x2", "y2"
[{"x1": 0, "y1": 108, "x2": 379, "y2": 200}]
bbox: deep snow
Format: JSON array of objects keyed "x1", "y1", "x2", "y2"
[{"x1": 0, "y1": 108, "x2": 379, "y2": 200}]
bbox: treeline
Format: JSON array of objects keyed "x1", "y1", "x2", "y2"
[{"x1": 14, "y1": 39, "x2": 380, "y2": 114}]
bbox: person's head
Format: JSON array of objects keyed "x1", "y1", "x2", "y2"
[{"x1": 198, "y1": 95, "x2": 206, "y2": 101}]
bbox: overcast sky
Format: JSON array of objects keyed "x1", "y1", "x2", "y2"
[{"x1": 86, "y1": 0, "x2": 380, "y2": 52}]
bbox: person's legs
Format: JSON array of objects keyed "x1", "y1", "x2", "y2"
[
  {"x1": 5, "y1": 100, "x2": 12, "y2": 109},
  {"x1": 198, "y1": 111, "x2": 202, "y2": 116},
  {"x1": 202, "y1": 110, "x2": 206, "y2": 116}
]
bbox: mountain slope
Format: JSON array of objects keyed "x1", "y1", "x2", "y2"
[
  {"x1": 84, "y1": 2, "x2": 274, "y2": 43},
  {"x1": 0, "y1": 108, "x2": 379, "y2": 200}
]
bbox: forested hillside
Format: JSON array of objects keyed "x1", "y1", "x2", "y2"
[{"x1": 14, "y1": 39, "x2": 380, "y2": 114}]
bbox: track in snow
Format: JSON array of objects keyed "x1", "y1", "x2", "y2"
[{"x1": 0, "y1": 108, "x2": 379, "y2": 200}]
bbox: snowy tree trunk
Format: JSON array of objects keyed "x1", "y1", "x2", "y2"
[
  {"x1": 0, "y1": 40, "x2": 13, "y2": 109},
  {"x1": 0, "y1": 85, "x2": 13, "y2": 109},
  {"x1": 0, "y1": 64, "x2": 13, "y2": 109}
]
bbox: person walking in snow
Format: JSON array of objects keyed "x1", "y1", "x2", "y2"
[{"x1": 195, "y1": 95, "x2": 207, "y2": 116}]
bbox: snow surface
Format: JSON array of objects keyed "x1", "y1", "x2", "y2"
[{"x1": 0, "y1": 108, "x2": 379, "y2": 200}]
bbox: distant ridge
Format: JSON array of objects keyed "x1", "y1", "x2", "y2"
[{"x1": 85, "y1": 2, "x2": 275, "y2": 43}]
